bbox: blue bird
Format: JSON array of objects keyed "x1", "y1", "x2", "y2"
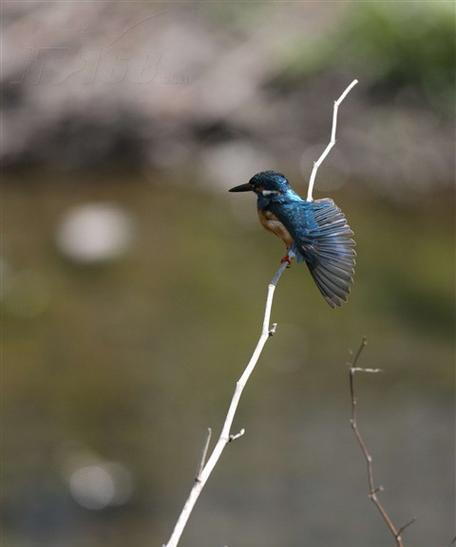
[{"x1": 229, "y1": 171, "x2": 356, "y2": 308}]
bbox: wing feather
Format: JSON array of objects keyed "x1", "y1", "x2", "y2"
[
  {"x1": 302, "y1": 199, "x2": 356, "y2": 307},
  {"x1": 275, "y1": 198, "x2": 356, "y2": 308}
]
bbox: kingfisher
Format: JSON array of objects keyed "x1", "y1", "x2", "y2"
[{"x1": 229, "y1": 171, "x2": 356, "y2": 308}]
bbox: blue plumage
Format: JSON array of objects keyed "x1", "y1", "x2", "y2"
[{"x1": 229, "y1": 171, "x2": 356, "y2": 308}]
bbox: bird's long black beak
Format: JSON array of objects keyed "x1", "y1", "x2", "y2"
[{"x1": 229, "y1": 183, "x2": 252, "y2": 193}]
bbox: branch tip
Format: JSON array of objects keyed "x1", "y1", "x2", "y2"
[
  {"x1": 350, "y1": 337, "x2": 368, "y2": 367},
  {"x1": 306, "y1": 78, "x2": 358, "y2": 201},
  {"x1": 396, "y1": 517, "x2": 416, "y2": 538}
]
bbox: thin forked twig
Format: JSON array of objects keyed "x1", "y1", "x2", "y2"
[
  {"x1": 306, "y1": 78, "x2": 358, "y2": 202},
  {"x1": 349, "y1": 337, "x2": 415, "y2": 547},
  {"x1": 163, "y1": 261, "x2": 289, "y2": 547}
]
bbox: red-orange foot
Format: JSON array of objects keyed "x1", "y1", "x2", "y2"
[{"x1": 280, "y1": 254, "x2": 292, "y2": 267}]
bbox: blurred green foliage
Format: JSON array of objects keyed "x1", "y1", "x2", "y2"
[{"x1": 275, "y1": 1, "x2": 455, "y2": 112}]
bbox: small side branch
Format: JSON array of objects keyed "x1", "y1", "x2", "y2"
[
  {"x1": 306, "y1": 78, "x2": 358, "y2": 202},
  {"x1": 195, "y1": 428, "x2": 212, "y2": 481},
  {"x1": 163, "y1": 261, "x2": 289, "y2": 547},
  {"x1": 229, "y1": 428, "x2": 246, "y2": 442},
  {"x1": 348, "y1": 337, "x2": 415, "y2": 547}
]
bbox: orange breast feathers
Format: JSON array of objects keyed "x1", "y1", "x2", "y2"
[{"x1": 257, "y1": 208, "x2": 294, "y2": 247}]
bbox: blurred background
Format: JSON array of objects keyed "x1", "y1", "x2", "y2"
[{"x1": 2, "y1": 2, "x2": 454, "y2": 546}]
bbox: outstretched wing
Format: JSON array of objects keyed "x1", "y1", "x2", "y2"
[
  {"x1": 272, "y1": 198, "x2": 356, "y2": 308},
  {"x1": 298, "y1": 198, "x2": 356, "y2": 307}
]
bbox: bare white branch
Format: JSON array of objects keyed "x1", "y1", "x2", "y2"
[
  {"x1": 163, "y1": 261, "x2": 289, "y2": 547},
  {"x1": 306, "y1": 79, "x2": 358, "y2": 202}
]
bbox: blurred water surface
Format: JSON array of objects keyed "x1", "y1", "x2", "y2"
[{"x1": 2, "y1": 172, "x2": 454, "y2": 547}]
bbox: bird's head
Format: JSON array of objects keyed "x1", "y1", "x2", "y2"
[{"x1": 229, "y1": 171, "x2": 290, "y2": 196}]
